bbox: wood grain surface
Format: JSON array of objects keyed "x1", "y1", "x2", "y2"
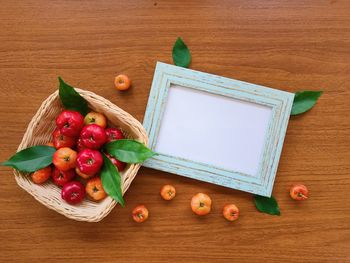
[{"x1": 0, "y1": 1, "x2": 349, "y2": 262}]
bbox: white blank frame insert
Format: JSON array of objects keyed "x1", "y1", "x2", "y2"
[
  {"x1": 143, "y1": 62, "x2": 294, "y2": 197},
  {"x1": 155, "y1": 84, "x2": 273, "y2": 176}
]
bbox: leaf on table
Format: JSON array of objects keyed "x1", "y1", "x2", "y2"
[
  {"x1": 254, "y1": 195, "x2": 281, "y2": 216},
  {"x1": 291, "y1": 90, "x2": 323, "y2": 115},
  {"x1": 101, "y1": 153, "x2": 125, "y2": 207},
  {"x1": 1, "y1": 145, "x2": 56, "y2": 172},
  {"x1": 104, "y1": 139, "x2": 157, "y2": 163},
  {"x1": 172, "y1": 37, "x2": 191, "y2": 68},
  {"x1": 58, "y1": 77, "x2": 89, "y2": 116}
]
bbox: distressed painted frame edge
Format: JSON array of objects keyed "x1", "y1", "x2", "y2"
[{"x1": 143, "y1": 62, "x2": 294, "y2": 197}]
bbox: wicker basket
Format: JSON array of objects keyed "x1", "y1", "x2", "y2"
[{"x1": 14, "y1": 88, "x2": 148, "y2": 222}]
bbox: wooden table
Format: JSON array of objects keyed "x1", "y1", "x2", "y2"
[{"x1": 1, "y1": 1, "x2": 349, "y2": 262}]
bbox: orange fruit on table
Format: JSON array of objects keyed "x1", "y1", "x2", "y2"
[
  {"x1": 222, "y1": 204, "x2": 239, "y2": 222},
  {"x1": 290, "y1": 184, "x2": 309, "y2": 201},
  {"x1": 114, "y1": 74, "x2": 131, "y2": 91},
  {"x1": 160, "y1": 184, "x2": 176, "y2": 200},
  {"x1": 190, "y1": 193, "x2": 212, "y2": 216},
  {"x1": 132, "y1": 205, "x2": 149, "y2": 223}
]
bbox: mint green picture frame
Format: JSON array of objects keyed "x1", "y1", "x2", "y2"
[{"x1": 142, "y1": 62, "x2": 294, "y2": 197}]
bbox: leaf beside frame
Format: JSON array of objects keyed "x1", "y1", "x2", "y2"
[
  {"x1": 104, "y1": 139, "x2": 157, "y2": 164},
  {"x1": 254, "y1": 195, "x2": 281, "y2": 216},
  {"x1": 291, "y1": 90, "x2": 323, "y2": 115},
  {"x1": 172, "y1": 37, "x2": 191, "y2": 68}
]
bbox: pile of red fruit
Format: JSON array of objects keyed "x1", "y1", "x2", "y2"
[{"x1": 31, "y1": 110, "x2": 126, "y2": 205}]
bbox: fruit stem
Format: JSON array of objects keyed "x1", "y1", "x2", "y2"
[{"x1": 298, "y1": 192, "x2": 307, "y2": 199}]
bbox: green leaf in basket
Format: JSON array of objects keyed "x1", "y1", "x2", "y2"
[
  {"x1": 1, "y1": 145, "x2": 56, "y2": 172},
  {"x1": 58, "y1": 77, "x2": 88, "y2": 116},
  {"x1": 101, "y1": 153, "x2": 125, "y2": 207},
  {"x1": 104, "y1": 139, "x2": 157, "y2": 163},
  {"x1": 254, "y1": 195, "x2": 281, "y2": 216},
  {"x1": 172, "y1": 37, "x2": 191, "y2": 68},
  {"x1": 291, "y1": 90, "x2": 323, "y2": 115}
]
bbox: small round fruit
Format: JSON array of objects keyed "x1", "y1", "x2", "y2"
[
  {"x1": 106, "y1": 153, "x2": 126, "y2": 172},
  {"x1": 114, "y1": 74, "x2": 131, "y2": 91},
  {"x1": 84, "y1": 111, "x2": 107, "y2": 128},
  {"x1": 76, "y1": 149, "x2": 103, "y2": 176},
  {"x1": 105, "y1": 127, "x2": 124, "y2": 143},
  {"x1": 86, "y1": 177, "x2": 107, "y2": 201},
  {"x1": 52, "y1": 128, "x2": 76, "y2": 149},
  {"x1": 132, "y1": 205, "x2": 149, "y2": 223},
  {"x1": 222, "y1": 204, "x2": 239, "y2": 222},
  {"x1": 52, "y1": 147, "x2": 77, "y2": 171},
  {"x1": 80, "y1": 124, "x2": 107, "y2": 150},
  {"x1": 160, "y1": 184, "x2": 176, "y2": 201},
  {"x1": 290, "y1": 184, "x2": 309, "y2": 201},
  {"x1": 61, "y1": 181, "x2": 85, "y2": 205},
  {"x1": 191, "y1": 193, "x2": 212, "y2": 216},
  {"x1": 52, "y1": 168, "x2": 76, "y2": 187},
  {"x1": 32, "y1": 166, "x2": 52, "y2": 184},
  {"x1": 56, "y1": 110, "x2": 84, "y2": 137}
]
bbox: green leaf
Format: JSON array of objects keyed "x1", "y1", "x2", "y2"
[
  {"x1": 172, "y1": 37, "x2": 191, "y2": 68},
  {"x1": 291, "y1": 90, "x2": 323, "y2": 115},
  {"x1": 58, "y1": 77, "x2": 88, "y2": 116},
  {"x1": 101, "y1": 153, "x2": 125, "y2": 207},
  {"x1": 254, "y1": 195, "x2": 281, "y2": 216},
  {"x1": 1, "y1": 145, "x2": 56, "y2": 172},
  {"x1": 104, "y1": 139, "x2": 157, "y2": 163}
]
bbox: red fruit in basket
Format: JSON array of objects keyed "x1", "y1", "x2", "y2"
[
  {"x1": 76, "y1": 149, "x2": 103, "y2": 176},
  {"x1": 290, "y1": 184, "x2": 309, "y2": 201},
  {"x1": 105, "y1": 127, "x2": 124, "y2": 143},
  {"x1": 32, "y1": 166, "x2": 52, "y2": 184},
  {"x1": 132, "y1": 205, "x2": 149, "y2": 223},
  {"x1": 106, "y1": 153, "x2": 126, "y2": 172},
  {"x1": 52, "y1": 168, "x2": 76, "y2": 187},
  {"x1": 222, "y1": 204, "x2": 239, "y2": 222},
  {"x1": 61, "y1": 181, "x2": 85, "y2": 205},
  {"x1": 52, "y1": 128, "x2": 77, "y2": 149},
  {"x1": 56, "y1": 110, "x2": 84, "y2": 137},
  {"x1": 80, "y1": 124, "x2": 107, "y2": 149},
  {"x1": 86, "y1": 177, "x2": 107, "y2": 201},
  {"x1": 76, "y1": 138, "x2": 87, "y2": 152},
  {"x1": 84, "y1": 111, "x2": 107, "y2": 128},
  {"x1": 52, "y1": 147, "x2": 77, "y2": 171}
]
